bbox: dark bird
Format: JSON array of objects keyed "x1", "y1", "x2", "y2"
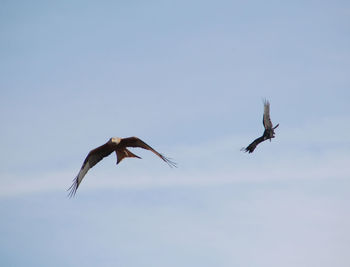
[
  {"x1": 68, "y1": 136, "x2": 176, "y2": 197},
  {"x1": 241, "y1": 99, "x2": 279, "y2": 153}
]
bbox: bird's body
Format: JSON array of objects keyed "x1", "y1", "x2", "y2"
[
  {"x1": 68, "y1": 136, "x2": 176, "y2": 197},
  {"x1": 242, "y1": 99, "x2": 279, "y2": 153}
]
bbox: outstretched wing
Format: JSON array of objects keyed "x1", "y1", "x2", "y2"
[
  {"x1": 241, "y1": 135, "x2": 266, "y2": 153},
  {"x1": 68, "y1": 143, "x2": 114, "y2": 198},
  {"x1": 263, "y1": 99, "x2": 273, "y2": 130},
  {"x1": 120, "y1": 137, "x2": 177, "y2": 168}
]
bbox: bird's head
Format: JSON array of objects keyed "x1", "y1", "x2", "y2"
[{"x1": 109, "y1": 137, "x2": 121, "y2": 145}]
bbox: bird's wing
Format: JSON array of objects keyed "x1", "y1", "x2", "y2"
[
  {"x1": 241, "y1": 135, "x2": 266, "y2": 153},
  {"x1": 120, "y1": 137, "x2": 177, "y2": 167},
  {"x1": 68, "y1": 143, "x2": 114, "y2": 198},
  {"x1": 263, "y1": 99, "x2": 273, "y2": 130}
]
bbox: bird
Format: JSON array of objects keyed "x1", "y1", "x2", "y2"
[
  {"x1": 241, "y1": 99, "x2": 279, "y2": 153},
  {"x1": 68, "y1": 136, "x2": 177, "y2": 197}
]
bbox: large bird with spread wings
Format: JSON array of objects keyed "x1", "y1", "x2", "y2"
[
  {"x1": 241, "y1": 99, "x2": 279, "y2": 153},
  {"x1": 68, "y1": 136, "x2": 176, "y2": 197}
]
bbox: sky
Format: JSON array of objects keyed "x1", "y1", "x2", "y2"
[{"x1": 1, "y1": 0, "x2": 350, "y2": 266}]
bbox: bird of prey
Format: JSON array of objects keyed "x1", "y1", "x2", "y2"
[
  {"x1": 68, "y1": 136, "x2": 176, "y2": 197},
  {"x1": 241, "y1": 99, "x2": 279, "y2": 153}
]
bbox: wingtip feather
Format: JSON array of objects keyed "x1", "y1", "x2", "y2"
[
  {"x1": 67, "y1": 176, "x2": 79, "y2": 198},
  {"x1": 162, "y1": 155, "x2": 178, "y2": 168}
]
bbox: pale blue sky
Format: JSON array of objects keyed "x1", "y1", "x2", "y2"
[{"x1": 1, "y1": 1, "x2": 350, "y2": 266}]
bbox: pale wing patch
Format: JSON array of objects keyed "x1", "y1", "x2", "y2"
[
  {"x1": 77, "y1": 161, "x2": 91, "y2": 186},
  {"x1": 67, "y1": 161, "x2": 91, "y2": 198},
  {"x1": 68, "y1": 150, "x2": 107, "y2": 198},
  {"x1": 263, "y1": 99, "x2": 273, "y2": 129}
]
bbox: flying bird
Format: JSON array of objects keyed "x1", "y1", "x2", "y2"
[
  {"x1": 68, "y1": 136, "x2": 176, "y2": 197},
  {"x1": 241, "y1": 99, "x2": 279, "y2": 153}
]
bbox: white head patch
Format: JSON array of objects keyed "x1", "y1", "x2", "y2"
[{"x1": 110, "y1": 137, "x2": 121, "y2": 144}]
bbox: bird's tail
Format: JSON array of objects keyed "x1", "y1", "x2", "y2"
[{"x1": 116, "y1": 148, "x2": 141, "y2": 164}]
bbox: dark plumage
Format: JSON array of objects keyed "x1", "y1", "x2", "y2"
[
  {"x1": 242, "y1": 99, "x2": 279, "y2": 153},
  {"x1": 68, "y1": 136, "x2": 176, "y2": 197}
]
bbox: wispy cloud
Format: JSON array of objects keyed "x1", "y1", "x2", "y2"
[
  {"x1": 1, "y1": 116, "x2": 348, "y2": 197},
  {"x1": 1, "y1": 147, "x2": 348, "y2": 198}
]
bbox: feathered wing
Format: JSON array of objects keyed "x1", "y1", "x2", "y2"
[
  {"x1": 120, "y1": 137, "x2": 177, "y2": 167},
  {"x1": 68, "y1": 143, "x2": 114, "y2": 198},
  {"x1": 241, "y1": 135, "x2": 266, "y2": 153},
  {"x1": 263, "y1": 99, "x2": 273, "y2": 130}
]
